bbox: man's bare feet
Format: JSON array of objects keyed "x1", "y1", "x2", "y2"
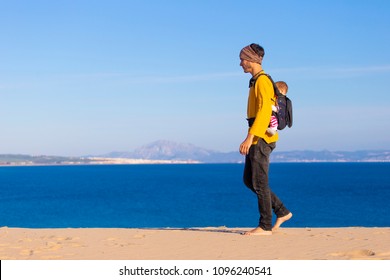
[
  {"x1": 272, "y1": 212, "x2": 293, "y2": 231},
  {"x1": 242, "y1": 227, "x2": 272, "y2": 236}
]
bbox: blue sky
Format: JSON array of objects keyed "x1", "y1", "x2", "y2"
[{"x1": 1, "y1": 0, "x2": 389, "y2": 156}]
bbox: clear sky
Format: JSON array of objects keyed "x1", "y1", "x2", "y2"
[{"x1": 1, "y1": 0, "x2": 389, "y2": 156}]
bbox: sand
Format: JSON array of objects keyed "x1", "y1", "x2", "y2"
[{"x1": 1, "y1": 227, "x2": 389, "y2": 260}]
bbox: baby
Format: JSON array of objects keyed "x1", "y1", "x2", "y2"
[{"x1": 266, "y1": 81, "x2": 288, "y2": 135}]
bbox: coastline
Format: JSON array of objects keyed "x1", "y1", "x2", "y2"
[
  {"x1": 1, "y1": 160, "x2": 390, "y2": 167},
  {"x1": 1, "y1": 227, "x2": 389, "y2": 260},
  {"x1": 0, "y1": 157, "x2": 201, "y2": 167}
]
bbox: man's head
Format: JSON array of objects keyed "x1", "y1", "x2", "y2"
[
  {"x1": 240, "y1": 44, "x2": 264, "y2": 63},
  {"x1": 240, "y1": 43, "x2": 264, "y2": 74}
]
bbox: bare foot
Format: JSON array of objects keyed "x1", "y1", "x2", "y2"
[
  {"x1": 242, "y1": 227, "x2": 272, "y2": 236},
  {"x1": 272, "y1": 212, "x2": 293, "y2": 231}
]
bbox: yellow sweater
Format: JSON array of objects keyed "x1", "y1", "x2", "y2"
[{"x1": 247, "y1": 72, "x2": 278, "y2": 144}]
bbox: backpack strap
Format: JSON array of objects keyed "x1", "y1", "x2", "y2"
[
  {"x1": 250, "y1": 73, "x2": 282, "y2": 96},
  {"x1": 249, "y1": 71, "x2": 266, "y2": 87},
  {"x1": 262, "y1": 73, "x2": 283, "y2": 97}
]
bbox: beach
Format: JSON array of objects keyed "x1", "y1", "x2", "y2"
[{"x1": 1, "y1": 227, "x2": 389, "y2": 260}]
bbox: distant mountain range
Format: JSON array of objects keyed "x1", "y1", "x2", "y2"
[
  {"x1": 100, "y1": 140, "x2": 242, "y2": 163},
  {"x1": 98, "y1": 140, "x2": 390, "y2": 163},
  {"x1": 1, "y1": 140, "x2": 389, "y2": 165}
]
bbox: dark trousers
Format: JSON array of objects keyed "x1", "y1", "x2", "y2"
[{"x1": 243, "y1": 139, "x2": 290, "y2": 231}]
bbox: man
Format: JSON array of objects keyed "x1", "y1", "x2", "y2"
[{"x1": 239, "y1": 43, "x2": 292, "y2": 235}]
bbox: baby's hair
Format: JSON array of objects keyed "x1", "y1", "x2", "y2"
[{"x1": 275, "y1": 81, "x2": 288, "y2": 94}]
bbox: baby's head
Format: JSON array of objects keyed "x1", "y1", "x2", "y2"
[{"x1": 275, "y1": 81, "x2": 288, "y2": 95}]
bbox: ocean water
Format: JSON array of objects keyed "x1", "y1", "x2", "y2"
[{"x1": 0, "y1": 163, "x2": 389, "y2": 228}]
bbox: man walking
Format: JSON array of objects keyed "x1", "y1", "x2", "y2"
[{"x1": 239, "y1": 43, "x2": 292, "y2": 235}]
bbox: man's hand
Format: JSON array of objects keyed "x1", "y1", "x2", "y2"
[{"x1": 239, "y1": 133, "x2": 254, "y2": 155}]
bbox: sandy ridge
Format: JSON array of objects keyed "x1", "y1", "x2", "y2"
[{"x1": 1, "y1": 227, "x2": 389, "y2": 260}]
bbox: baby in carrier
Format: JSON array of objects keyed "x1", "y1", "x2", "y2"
[{"x1": 267, "y1": 81, "x2": 288, "y2": 135}]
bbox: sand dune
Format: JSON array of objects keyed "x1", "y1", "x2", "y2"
[{"x1": 0, "y1": 227, "x2": 389, "y2": 260}]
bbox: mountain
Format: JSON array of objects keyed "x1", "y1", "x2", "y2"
[
  {"x1": 131, "y1": 140, "x2": 213, "y2": 161},
  {"x1": 102, "y1": 140, "x2": 240, "y2": 163},
  {"x1": 101, "y1": 140, "x2": 390, "y2": 163}
]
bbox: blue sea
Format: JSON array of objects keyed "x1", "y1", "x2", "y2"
[{"x1": 0, "y1": 163, "x2": 389, "y2": 228}]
